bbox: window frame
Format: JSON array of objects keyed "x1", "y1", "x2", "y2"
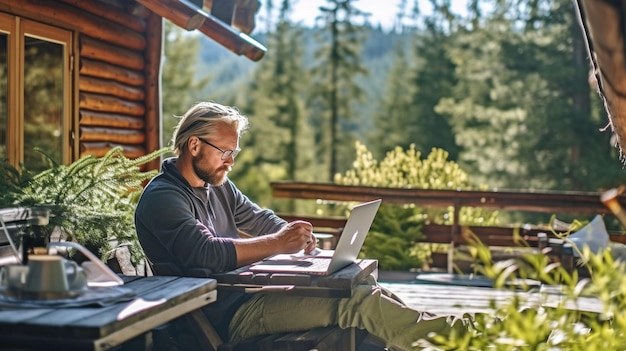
[{"x1": 0, "y1": 14, "x2": 74, "y2": 168}]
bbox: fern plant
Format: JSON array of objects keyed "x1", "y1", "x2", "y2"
[{"x1": 0, "y1": 147, "x2": 167, "y2": 262}]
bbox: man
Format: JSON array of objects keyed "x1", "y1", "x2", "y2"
[{"x1": 135, "y1": 101, "x2": 466, "y2": 350}]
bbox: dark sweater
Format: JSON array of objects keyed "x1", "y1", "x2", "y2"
[{"x1": 134, "y1": 157, "x2": 286, "y2": 339}]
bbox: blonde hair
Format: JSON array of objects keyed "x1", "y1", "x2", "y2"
[{"x1": 171, "y1": 101, "x2": 249, "y2": 155}]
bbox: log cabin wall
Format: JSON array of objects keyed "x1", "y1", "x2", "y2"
[{"x1": 0, "y1": 0, "x2": 162, "y2": 170}]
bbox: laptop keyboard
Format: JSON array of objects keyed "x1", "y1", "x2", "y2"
[{"x1": 300, "y1": 258, "x2": 330, "y2": 270}]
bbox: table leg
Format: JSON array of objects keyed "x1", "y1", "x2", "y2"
[
  {"x1": 187, "y1": 310, "x2": 224, "y2": 351},
  {"x1": 341, "y1": 327, "x2": 356, "y2": 351}
]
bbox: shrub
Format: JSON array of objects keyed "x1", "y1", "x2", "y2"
[
  {"x1": 427, "y1": 239, "x2": 626, "y2": 350},
  {"x1": 0, "y1": 147, "x2": 167, "y2": 262},
  {"x1": 334, "y1": 141, "x2": 495, "y2": 270}
]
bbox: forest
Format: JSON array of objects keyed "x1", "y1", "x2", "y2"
[{"x1": 160, "y1": 0, "x2": 626, "y2": 211}]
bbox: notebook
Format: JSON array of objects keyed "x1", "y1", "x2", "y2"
[{"x1": 249, "y1": 199, "x2": 382, "y2": 275}]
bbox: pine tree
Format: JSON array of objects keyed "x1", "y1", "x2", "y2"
[
  {"x1": 368, "y1": 0, "x2": 415, "y2": 159},
  {"x1": 371, "y1": 0, "x2": 459, "y2": 160},
  {"x1": 231, "y1": 0, "x2": 315, "y2": 210},
  {"x1": 309, "y1": 0, "x2": 369, "y2": 181},
  {"x1": 435, "y1": 0, "x2": 626, "y2": 190},
  {"x1": 408, "y1": 14, "x2": 459, "y2": 159},
  {"x1": 368, "y1": 40, "x2": 416, "y2": 159}
]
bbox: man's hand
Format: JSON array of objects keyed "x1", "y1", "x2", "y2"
[
  {"x1": 233, "y1": 220, "x2": 315, "y2": 266},
  {"x1": 276, "y1": 220, "x2": 315, "y2": 253}
]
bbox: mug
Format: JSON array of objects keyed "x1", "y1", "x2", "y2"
[
  {"x1": 24, "y1": 255, "x2": 83, "y2": 293},
  {"x1": 65, "y1": 260, "x2": 88, "y2": 291},
  {"x1": 0, "y1": 264, "x2": 29, "y2": 290}
]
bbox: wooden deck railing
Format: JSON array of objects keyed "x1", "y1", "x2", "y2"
[
  {"x1": 271, "y1": 181, "x2": 626, "y2": 271},
  {"x1": 272, "y1": 182, "x2": 625, "y2": 214}
]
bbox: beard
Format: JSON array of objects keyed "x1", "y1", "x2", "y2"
[{"x1": 191, "y1": 154, "x2": 231, "y2": 186}]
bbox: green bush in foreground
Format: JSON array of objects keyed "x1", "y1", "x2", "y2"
[{"x1": 425, "y1": 240, "x2": 626, "y2": 350}]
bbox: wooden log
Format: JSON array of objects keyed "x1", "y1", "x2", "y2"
[
  {"x1": 57, "y1": 0, "x2": 147, "y2": 33},
  {"x1": 2, "y1": 0, "x2": 146, "y2": 51},
  {"x1": 80, "y1": 36, "x2": 144, "y2": 71},
  {"x1": 135, "y1": 0, "x2": 205, "y2": 31},
  {"x1": 143, "y1": 12, "x2": 164, "y2": 172},
  {"x1": 79, "y1": 92, "x2": 145, "y2": 117},
  {"x1": 232, "y1": 3, "x2": 258, "y2": 34},
  {"x1": 79, "y1": 76, "x2": 144, "y2": 101},
  {"x1": 79, "y1": 126, "x2": 145, "y2": 144},
  {"x1": 79, "y1": 142, "x2": 146, "y2": 159},
  {"x1": 204, "y1": 0, "x2": 260, "y2": 34},
  {"x1": 198, "y1": 12, "x2": 266, "y2": 61},
  {"x1": 79, "y1": 110, "x2": 144, "y2": 129},
  {"x1": 80, "y1": 58, "x2": 145, "y2": 87}
]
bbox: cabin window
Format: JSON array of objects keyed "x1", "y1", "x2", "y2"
[
  {"x1": 0, "y1": 14, "x2": 72, "y2": 171},
  {"x1": 0, "y1": 32, "x2": 7, "y2": 161}
]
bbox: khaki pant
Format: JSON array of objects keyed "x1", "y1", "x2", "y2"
[{"x1": 228, "y1": 276, "x2": 467, "y2": 351}]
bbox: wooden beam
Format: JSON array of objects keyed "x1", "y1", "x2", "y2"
[
  {"x1": 144, "y1": 11, "x2": 163, "y2": 172},
  {"x1": 271, "y1": 181, "x2": 626, "y2": 215},
  {"x1": 79, "y1": 76, "x2": 144, "y2": 101},
  {"x1": 2, "y1": 0, "x2": 146, "y2": 51},
  {"x1": 79, "y1": 111, "x2": 144, "y2": 129},
  {"x1": 79, "y1": 92, "x2": 145, "y2": 116},
  {"x1": 79, "y1": 126, "x2": 145, "y2": 144},
  {"x1": 79, "y1": 58, "x2": 145, "y2": 87},
  {"x1": 80, "y1": 36, "x2": 144, "y2": 71},
  {"x1": 80, "y1": 142, "x2": 146, "y2": 158},
  {"x1": 136, "y1": 0, "x2": 265, "y2": 61},
  {"x1": 231, "y1": 0, "x2": 259, "y2": 34},
  {"x1": 575, "y1": 0, "x2": 626, "y2": 157},
  {"x1": 135, "y1": 0, "x2": 205, "y2": 30},
  {"x1": 204, "y1": 0, "x2": 260, "y2": 34},
  {"x1": 57, "y1": 0, "x2": 147, "y2": 33},
  {"x1": 198, "y1": 12, "x2": 266, "y2": 61}
]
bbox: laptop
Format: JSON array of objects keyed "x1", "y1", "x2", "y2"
[{"x1": 249, "y1": 199, "x2": 382, "y2": 275}]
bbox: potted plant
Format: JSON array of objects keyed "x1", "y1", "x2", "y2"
[{"x1": 0, "y1": 147, "x2": 167, "y2": 265}]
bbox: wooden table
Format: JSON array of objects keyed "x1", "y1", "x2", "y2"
[
  {"x1": 211, "y1": 259, "x2": 379, "y2": 351},
  {"x1": 213, "y1": 259, "x2": 378, "y2": 298},
  {"x1": 0, "y1": 275, "x2": 217, "y2": 351}
]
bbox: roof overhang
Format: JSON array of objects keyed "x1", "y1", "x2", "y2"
[
  {"x1": 136, "y1": 0, "x2": 266, "y2": 61},
  {"x1": 575, "y1": 0, "x2": 626, "y2": 160}
]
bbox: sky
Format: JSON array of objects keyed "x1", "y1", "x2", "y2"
[
  {"x1": 289, "y1": 0, "x2": 411, "y2": 29},
  {"x1": 282, "y1": 0, "x2": 468, "y2": 30}
]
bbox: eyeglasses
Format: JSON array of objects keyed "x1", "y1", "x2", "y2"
[{"x1": 197, "y1": 137, "x2": 240, "y2": 160}]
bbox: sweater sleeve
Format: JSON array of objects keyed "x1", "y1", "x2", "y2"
[
  {"x1": 218, "y1": 180, "x2": 287, "y2": 236},
  {"x1": 135, "y1": 183, "x2": 238, "y2": 274}
]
